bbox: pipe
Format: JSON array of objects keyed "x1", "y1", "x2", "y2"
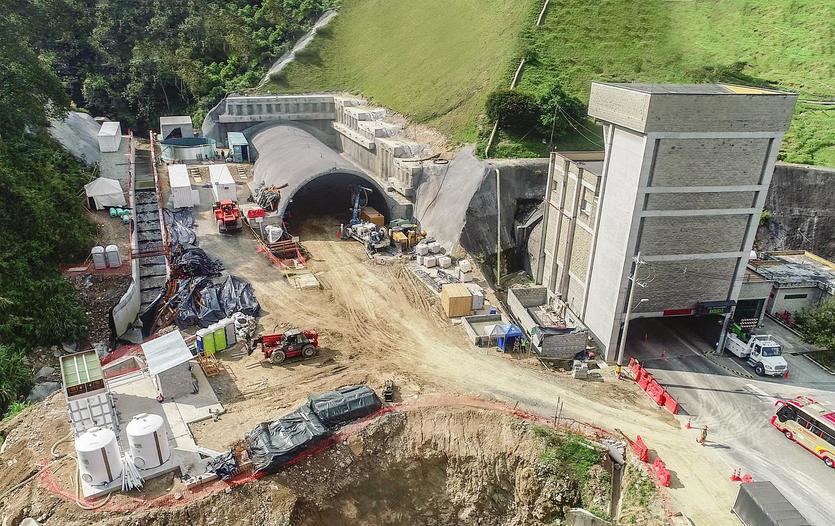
[{"x1": 496, "y1": 168, "x2": 502, "y2": 287}]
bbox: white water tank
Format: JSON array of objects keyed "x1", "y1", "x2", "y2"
[
  {"x1": 91, "y1": 246, "x2": 107, "y2": 270},
  {"x1": 105, "y1": 244, "x2": 121, "y2": 268},
  {"x1": 76, "y1": 426, "x2": 122, "y2": 485},
  {"x1": 126, "y1": 413, "x2": 170, "y2": 470}
]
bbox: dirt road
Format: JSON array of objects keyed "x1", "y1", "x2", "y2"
[{"x1": 193, "y1": 195, "x2": 739, "y2": 524}]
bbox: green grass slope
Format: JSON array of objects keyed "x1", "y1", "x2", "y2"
[
  {"x1": 268, "y1": 0, "x2": 835, "y2": 165},
  {"x1": 267, "y1": 0, "x2": 537, "y2": 142}
]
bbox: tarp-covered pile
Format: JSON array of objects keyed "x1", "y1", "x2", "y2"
[
  {"x1": 206, "y1": 450, "x2": 239, "y2": 480},
  {"x1": 247, "y1": 385, "x2": 382, "y2": 475},
  {"x1": 308, "y1": 385, "x2": 382, "y2": 427},
  {"x1": 160, "y1": 275, "x2": 260, "y2": 329},
  {"x1": 247, "y1": 406, "x2": 329, "y2": 475},
  {"x1": 172, "y1": 246, "x2": 224, "y2": 277},
  {"x1": 164, "y1": 208, "x2": 198, "y2": 249}
]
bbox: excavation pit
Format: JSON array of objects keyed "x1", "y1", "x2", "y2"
[{"x1": 278, "y1": 407, "x2": 616, "y2": 526}]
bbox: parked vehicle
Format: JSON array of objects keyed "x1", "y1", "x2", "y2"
[
  {"x1": 732, "y1": 481, "x2": 810, "y2": 526},
  {"x1": 254, "y1": 328, "x2": 319, "y2": 364},
  {"x1": 724, "y1": 330, "x2": 787, "y2": 377}
]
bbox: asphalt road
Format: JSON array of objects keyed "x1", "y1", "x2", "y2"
[{"x1": 628, "y1": 317, "x2": 835, "y2": 525}]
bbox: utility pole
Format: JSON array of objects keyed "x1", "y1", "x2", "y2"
[{"x1": 616, "y1": 251, "x2": 646, "y2": 366}]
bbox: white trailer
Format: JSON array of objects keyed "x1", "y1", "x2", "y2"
[
  {"x1": 208, "y1": 165, "x2": 237, "y2": 203},
  {"x1": 97, "y1": 121, "x2": 122, "y2": 153},
  {"x1": 168, "y1": 164, "x2": 195, "y2": 208},
  {"x1": 724, "y1": 333, "x2": 788, "y2": 377}
]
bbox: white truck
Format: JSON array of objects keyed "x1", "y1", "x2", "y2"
[{"x1": 724, "y1": 332, "x2": 788, "y2": 377}]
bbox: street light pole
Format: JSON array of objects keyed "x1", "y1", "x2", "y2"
[{"x1": 616, "y1": 252, "x2": 646, "y2": 366}]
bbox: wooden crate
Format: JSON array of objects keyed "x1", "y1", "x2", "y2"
[
  {"x1": 441, "y1": 283, "x2": 473, "y2": 318},
  {"x1": 360, "y1": 206, "x2": 385, "y2": 227},
  {"x1": 198, "y1": 354, "x2": 221, "y2": 377}
]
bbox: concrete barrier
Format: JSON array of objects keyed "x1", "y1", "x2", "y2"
[
  {"x1": 629, "y1": 357, "x2": 681, "y2": 415},
  {"x1": 631, "y1": 435, "x2": 649, "y2": 462},
  {"x1": 650, "y1": 458, "x2": 672, "y2": 487}
]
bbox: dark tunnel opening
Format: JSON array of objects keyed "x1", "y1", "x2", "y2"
[{"x1": 284, "y1": 172, "x2": 390, "y2": 240}]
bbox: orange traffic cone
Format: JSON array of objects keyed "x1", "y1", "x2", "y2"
[
  {"x1": 784, "y1": 370, "x2": 790, "y2": 380},
  {"x1": 730, "y1": 468, "x2": 741, "y2": 482},
  {"x1": 685, "y1": 418, "x2": 692, "y2": 430},
  {"x1": 741, "y1": 473, "x2": 753, "y2": 483}
]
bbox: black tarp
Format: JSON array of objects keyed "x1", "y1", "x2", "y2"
[
  {"x1": 197, "y1": 283, "x2": 225, "y2": 328},
  {"x1": 308, "y1": 385, "x2": 382, "y2": 427},
  {"x1": 164, "y1": 208, "x2": 197, "y2": 249},
  {"x1": 247, "y1": 406, "x2": 329, "y2": 475},
  {"x1": 732, "y1": 482, "x2": 810, "y2": 526},
  {"x1": 206, "y1": 450, "x2": 239, "y2": 480},
  {"x1": 172, "y1": 247, "x2": 224, "y2": 277},
  {"x1": 219, "y1": 275, "x2": 260, "y2": 317}
]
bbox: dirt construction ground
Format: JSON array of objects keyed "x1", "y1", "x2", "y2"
[
  {"x1": 187, "y1": 183, "x2": 740, "y2": 526},
  {"x1": 0, "y1": 181, "x2": 740, "y2": 526}
]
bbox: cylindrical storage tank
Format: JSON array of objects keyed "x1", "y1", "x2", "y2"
[
  {"x1": 126, "y1": 413, "x2": 170, "y2": 470},
  {"x1": 105, "y1": 244, "x2": 122, "y2": 268},
  {"x1": 91, "y1": 246, "x2": 107, "y2": 270},
  {"x1": 76, "y1": 426, "x2": 122, "y2": 486}
]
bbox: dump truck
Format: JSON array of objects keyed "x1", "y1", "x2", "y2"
[
  {"x1": 724, "y1": 330, "x2": 788, "y2": 377},
  {"x1": 732, "y1": 481, "x2": 811, "y2": 526}
]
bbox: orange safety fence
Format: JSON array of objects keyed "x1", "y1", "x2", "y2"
[{"x1": 628, "y1": 357, "x2": 680, "y2": 415}]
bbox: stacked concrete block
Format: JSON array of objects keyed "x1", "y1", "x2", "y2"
[
  {"x1": 424, "y1": 256, "x2": 437, "y2": 268},
  {"x1": 438, "y1": 256, "x2": 452, "y2": 268},
  {"x1": 416, "y1": 244, "x2": 429, "y2": 256}
]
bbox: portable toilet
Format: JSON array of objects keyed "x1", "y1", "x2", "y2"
[
  {"x1": 211, "y1": 322, "x2": 227, "y2": 352},
  {"x1": 220, "y1": 318, "x2": 237, "y2": 346},
  {"x1": 105, "y1": 245, "x2": 121, "y2": 268},
  {"x1": 91, "y1": 246, "x2": 107, "y2": 270},
  {"x1": 196, "y1": 328, "x2": 215, "y2": 355}
]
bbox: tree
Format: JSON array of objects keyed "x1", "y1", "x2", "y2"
[
  {"x1": 486, "y1": 89, "x2": 540, "y2": 131},
  {"x1": 537, "y1": 81, "x2": 586, "y2": 138},
  {"x1": 794, "y1": 298, "x2": 835, "y2": 351}
]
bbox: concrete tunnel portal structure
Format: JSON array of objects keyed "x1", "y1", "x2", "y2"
[{"x1": 247, "y1": 123, "x2": 399, "y2": 230}]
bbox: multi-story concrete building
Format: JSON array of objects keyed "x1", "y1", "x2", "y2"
[{"x1": 535, "y1": 83, "x2": 797, "y2": 360}]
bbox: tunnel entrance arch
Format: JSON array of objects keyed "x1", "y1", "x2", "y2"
[{"x1": 283, "y1": 170, "x2": 391, "y2": 239}]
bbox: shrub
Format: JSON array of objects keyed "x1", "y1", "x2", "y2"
[
  {"x1": 0, "y1": 346, "x2": 30, "y2": 412},
  {"x1": 485, "y1": 89, "x2": 540, "y2": 131}
]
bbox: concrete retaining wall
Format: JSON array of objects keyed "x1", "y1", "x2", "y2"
[{"x1": 757, "y1": 163, "x2": 835, "y2": 259}]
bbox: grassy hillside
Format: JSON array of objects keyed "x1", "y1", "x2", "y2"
[
  {"x1": 268, "y1": 0, "x2": 835, "y2": 166},
  {"x1": 265, "y1": 0, "x2": 537, "y2": 142}
]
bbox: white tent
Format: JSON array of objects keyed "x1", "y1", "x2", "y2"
[
  {"x1": 97, "y1": 121, "x2": 122, "y2": 153},
  {"x1": 142, "y1": 330, "x2": 193, "y2": 376},
  {"x1": 84, "y1": 177, "x2": 126, "y2": 210},
  {"x1": 141, "y1": 330, "x2": 196, "y2": 400}
]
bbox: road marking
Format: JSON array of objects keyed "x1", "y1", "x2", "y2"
[{"x1": 744, "y1": 383, "x2": 778, "y2": 404}]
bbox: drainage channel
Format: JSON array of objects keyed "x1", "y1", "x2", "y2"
[{"x1": 133, "y1": 146, "x2": 168, "y2": 316}]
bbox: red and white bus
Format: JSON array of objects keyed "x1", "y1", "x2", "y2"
[{"x1": 771, "y1": 395, "x2": 835, "y2": 468}]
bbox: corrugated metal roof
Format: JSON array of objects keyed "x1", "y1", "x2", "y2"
[
  {"x1": 141, "y1": 330, "x2": 193, "y2": 376},
  {"x1": 227, "y1": 132, "x2": 248, "y2": 146}
]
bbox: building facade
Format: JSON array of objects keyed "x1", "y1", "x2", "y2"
[{"x1": 535, "y1": 83, "x2": 797, "y2": 360}]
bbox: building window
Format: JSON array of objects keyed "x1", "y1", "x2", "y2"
[
  {"x1": 579, "y1": 187, "x2": 593, "y2": 217},
  {"x1": 784, "y1": 293, "x2": 808, "y2": 300}
]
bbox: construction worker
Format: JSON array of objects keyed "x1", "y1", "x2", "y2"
[
  {"x1": 615, "y1": 365, "x2": 623, "y2": 380},
  {"x1": 520, "y1": 337, "x2": 528, "y2": 353},
  {"x1": 697, "y1": 426, "x2": 708, "y2": 445}
]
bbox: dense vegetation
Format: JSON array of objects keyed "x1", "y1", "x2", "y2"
[
  {"x1": 0, "y1": 3, "x2": 97, "y2": 413},
  {"x1": 796, "y1": 298, "x2": 835, "y2": 352},
  {"x1": 271, "y1": 0, "x2": 835, "y2": 165},
  {"x1": 28, "y1": 0, "x2": 336, "y2": 132}
]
